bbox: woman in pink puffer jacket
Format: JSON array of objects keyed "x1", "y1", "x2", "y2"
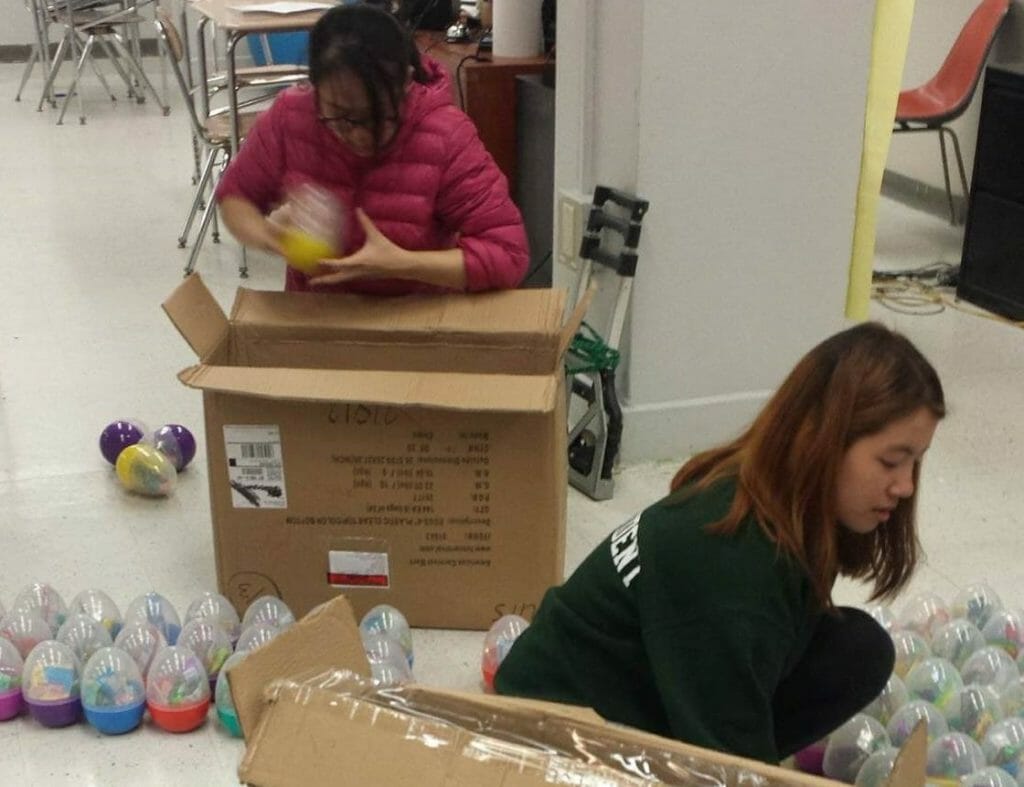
[{"x1": 216, "y1": 4, "x2": 529, "y2": 295}]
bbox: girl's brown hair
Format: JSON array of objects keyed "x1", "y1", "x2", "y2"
[{"x1": 670, "y1": 322, "x2": 945, "y2": 608}]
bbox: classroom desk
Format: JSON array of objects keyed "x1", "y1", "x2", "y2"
[{"x1": 189, "y1": 0, "x2": 327, "y2": 152}]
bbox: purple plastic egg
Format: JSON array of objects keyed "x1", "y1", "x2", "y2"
[{"x1": 99, "y1": 420, "x2": 145, "y2": 465}]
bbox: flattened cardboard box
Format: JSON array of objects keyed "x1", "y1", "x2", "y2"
[
  {"x1": 240, "y1": 682, "x2": 926, "y2": 787},
  {"x1": 231, "y1": 596, "x2": 927, "y2": 787},
  {"x1": 164, "y1": 275, "x2": 586, "y2": 630}
]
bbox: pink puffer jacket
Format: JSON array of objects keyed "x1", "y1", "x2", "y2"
[{"x1": 215, "y1": 57, "x2": 529, "y2": 294}]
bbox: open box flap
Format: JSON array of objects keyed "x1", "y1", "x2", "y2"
[
  {"x1": 231, "y1": 286, "x2": 568, "y2": 344},
  {"x1": 558, "y1": 285, "x2": 596, "y2": 359},
  {"x1": 177, "y1": 364, "x2": 558, "y2": 413},
  {"x1": 162, "y1": 273, "x2": 229, "y2": 361},
  {"x1": 227, "y1": 596, "x2": 370, "y2": 741}
]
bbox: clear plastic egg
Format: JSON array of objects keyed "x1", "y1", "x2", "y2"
[
  {"x1": 925, "y1": 732, "x2": 986, "y2": 780},
  {"x1": 983, "y1": 610, "x2": 1024, "y2": 660},
  {"x1": 887, "y1": 699, "x2": 949, "y2": 747},
  {"x1": 12, "y1": 582, "x2": 68, "y2": 634},
  {"x1": 241, "y1": 596, "x2": 295, "y2": 633},
  {"x1": 853, "y1": 746, "x2": 900, "y2": 787},
  {"x1": 184, "y1": 592, "x2": 241, "y2": 644},
  {"x1": 999, "y1": 676, "x2": 1024, "y2": 718},
  {"x1": 865, "y1": 604, "x2": 895, "y2": 632},
  {"x1": 892, "y1": 629, "x2": 932, "y2": 678},
  {"x1": 177, "y1": 619, "x2": 233, "y2": 688},
  {"x1": 944, "y1": 683, "x2": 1004, "y2": 741},
  {"x1": 359, "y1": 605, "x2": 412, "y2": 667},
  {"x1": 235, "y1": 623, "x2": 280, "y2": 654},
  {"x1": 113, "y1": 622, "x2": 167, "y2": 682},
  {"x1": 369, "y1": 657, "x2": 414, "y2": 688},
  {"x1": 81, "y1": 646, "x2": 146, "y2": 734},
  {"x1": 150, "y1": 424, "x2": 196, "y2": 472},
  {"x1": 280, "y1": 183, "x2": 344, "y2": 274},
  {"x1": 862, "y1": 673, "x2": 910, "y2": 726},
  {"x1": 0, "y1": 638, "x2": 24, "y2": 721},
  {"x1": 145, "y1": 646, "x2": 210, "y2": 732},
  {"x1": 69, "y1": 589, "x2": 123, "y2": 638},
  {"x1": 124, "y1": 592, "x2": 181, "y2": 645},
  {"x1": 981, "y1": 717, "x2": 1024, "y2": 776},
  {"x1": 115, "y1": 443, "x2": 177, "y2": 497},
  {"x1": 823, "y1": 713, "x2": 890, "y2": 783},
  {"x1": 0, "y1": 609, "x2": 52, "y2": 658},
  {"x1": 905, "y1": 657, "x2": 964, "y2": 710},
  {"x1": 362, "y1": 630, "x2": 408, "y2": 668},
  {"x1": 953, "y1": 583, "x2": 1004, "y2": 631},
  {"x1": 56, "y1": 614, "x2": 113, "y2": 665},
  {"x1": 963, "y1": 647, "x2": 1021, "y2": 691},
  {"x1": 931, "y1": 618, "x2": 986, "y2": 669},
  {"x1": 21, "y1": 640, "x2": 81, "y2": 727},
  {"x1": 481, "y1": 614, "x2": 528, "y2": 692},
  {"x1": 214, "y1": 650, "x2": 247, "y2": 737},
  {"x1": 961, "y1": 767, "x2": 1019, "y2": 787},
  {"x1": 897, "y1": 591, "x2": 952, "y2": 639}
]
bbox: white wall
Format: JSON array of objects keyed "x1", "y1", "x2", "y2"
[
  {"x1": 3, "y1": 11, "x2": 39, "y2": 47},
  {"x1": 887, "y1": 0, "x2": 1024, "y2": 192},
  {"x1": 556, "y1": 0, "x2": 876, "y2": 462}
]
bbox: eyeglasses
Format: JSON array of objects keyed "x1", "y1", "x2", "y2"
[{"x1": 316, "y1": 110, "x2": 400, "y2": 135}]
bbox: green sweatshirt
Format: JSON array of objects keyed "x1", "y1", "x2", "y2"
[{"x1": 494, "y1": 478, "x2": 820, "y2": 763}]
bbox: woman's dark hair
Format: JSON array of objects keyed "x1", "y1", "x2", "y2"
[
  {"x1": 309, "y1": 4, "x2": 429, "y2": 148},
  {"x1": 670, "y1": 322, "x2": 945, "y2": 609}
]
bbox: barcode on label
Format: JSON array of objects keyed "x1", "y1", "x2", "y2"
[{"x1": 240, "y1": 443, "x2": 274, "y2": 459}]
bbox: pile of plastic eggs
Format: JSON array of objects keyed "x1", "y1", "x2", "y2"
[
  {"x1": 798, "y1": 581, "x2": 1024, "y2": 785},
  {"x1": 98, "y1": 419, "x2": 197, "y2": 497},
  {"x1": 0, "y1": 582, "x2": 296, "y2": 738}
]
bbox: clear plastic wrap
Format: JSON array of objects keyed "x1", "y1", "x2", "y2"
[{"x1": 248, "y1": 669, "x2": 819, "y2": 787}]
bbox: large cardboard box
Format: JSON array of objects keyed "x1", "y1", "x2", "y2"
[
  {"x1": 229, "y1": 597, "x2": 927, "y2": 787},
  {"x1": 163, "y1": 275, "x2": 585, "y2": 630}
]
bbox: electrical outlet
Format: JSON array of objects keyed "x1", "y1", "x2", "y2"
[{"x1": 557, "y1": 190, "x2": 589, "y2": 269}]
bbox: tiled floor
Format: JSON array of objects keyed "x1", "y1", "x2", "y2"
[{"x1": 1, "y1": 60, "x2": 1022, "y2": 785}]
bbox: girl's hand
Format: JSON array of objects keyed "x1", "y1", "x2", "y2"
[{"x1": 309, "y1": 209, "x2": 408, "y2": 286}]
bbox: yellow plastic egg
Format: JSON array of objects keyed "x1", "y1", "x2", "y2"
[
  {"x1": 115, "y1": 444, "x2": 177, "y2": 497},
  {"x1": 280, "y1": 229, "x2": 336, "y2": 275}
]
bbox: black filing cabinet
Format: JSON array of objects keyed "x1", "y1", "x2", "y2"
[{"x1": 959, "y1": 63, "x2": 1024, "y2": 319}]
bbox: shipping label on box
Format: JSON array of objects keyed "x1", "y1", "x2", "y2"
[{"x1": 223, "y1": 425, "x2": 288, "y2": 508}]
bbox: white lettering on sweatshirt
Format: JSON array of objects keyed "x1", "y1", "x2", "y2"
[{"x1": 609, "y1": 513, "x2": 642, "y2": 588}]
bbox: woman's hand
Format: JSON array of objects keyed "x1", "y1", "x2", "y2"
[{"x1": 309, "y1": 209, "x2": 406, "y2": 286}]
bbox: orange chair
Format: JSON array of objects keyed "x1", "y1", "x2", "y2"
[{"x1": 894, "y1": 0, "x2": 1010, "y2": 224}]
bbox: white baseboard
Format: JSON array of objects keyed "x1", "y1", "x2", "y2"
[{"x1": 618, "y1": 389, "x2": 771, "y2": 463}]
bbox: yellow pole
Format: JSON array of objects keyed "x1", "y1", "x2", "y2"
[{"x1": 846, "y1": 0, "x2": 918, "y2": 319}]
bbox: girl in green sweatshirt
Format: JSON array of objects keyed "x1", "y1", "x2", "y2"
[{"x1": 495, "y1": 322, "x2": 944, "y2": 764}]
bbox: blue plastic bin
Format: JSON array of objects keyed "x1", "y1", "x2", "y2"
[{"x1": 247, "y1": 32, "x2": 310, "y2": 66}]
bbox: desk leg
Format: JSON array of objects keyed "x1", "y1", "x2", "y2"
[
  {"x1": 227, "y1": 32, "x2": 241, "y2": 154},
  {"x1": 196, "y1": 18, "x2": 210, "y2": 122},
  {"x1": 227, "y1": 32, "x2": 248, "y2": 278}
]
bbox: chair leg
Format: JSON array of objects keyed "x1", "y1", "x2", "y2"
[
  {"x1": 185, "y1": 185, "x2": 222, "y2": 276},
  {"x1": 944, "y1": 126, "x2": 970, "y2": 225},
  {"x1": 937, "y1": 127, "x2": 956, "y2": 225},
  {"x1": 57, "y1": 33, "x2": 96, "y2": 126},
  {"x1": 97, "y1": 36, "x2": 134, "y2": 98},
  {"x1": 36, "y1": 33, "x2": 69, "y2": 112},
  {"x1": 111, "y1": 32, "x2": 170, "y2": 115},
  {"x1": 85, "y1": 42, "x2": 119, "y2": 102},
  {"x1": 179, "y1": 148, "x2": 218, "y2": 248},
  {"x1": 15, "y1": 44, "x2": 40, "y2": 102}
]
